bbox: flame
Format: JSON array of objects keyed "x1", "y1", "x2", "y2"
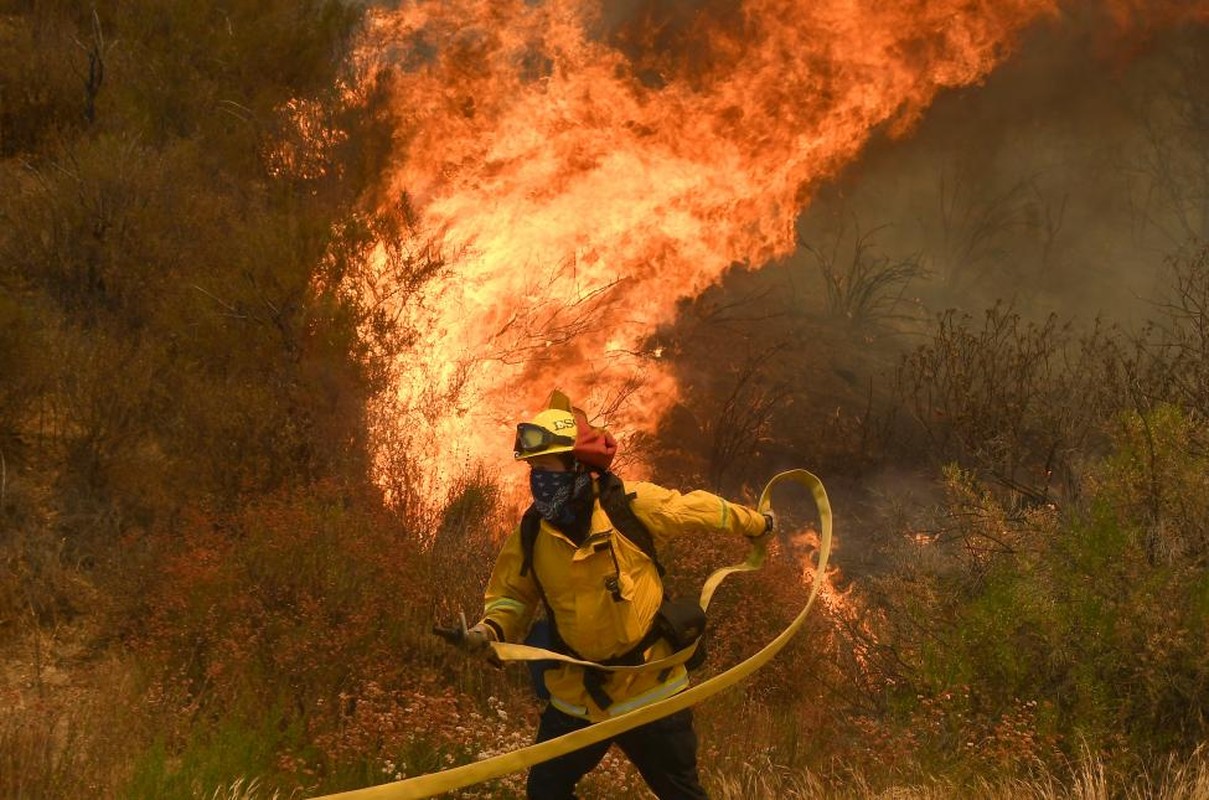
[
  {"x1": 792, "y1": 526, "x2": 885, "y2": 684},
  {"x1": 348, "y1": 1, "x2": 1209, "y2": 498}
]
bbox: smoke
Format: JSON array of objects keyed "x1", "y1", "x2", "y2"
[
  {"x1": 789, "y1": 19, "x2": 1209, "y2": 321},
  {"x1": 592, "y1": 0, "x2": 747, "y2": 87}
]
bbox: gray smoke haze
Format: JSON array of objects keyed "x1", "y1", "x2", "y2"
[{"x1": 792, "y1": 21, "x2": 1209, "y2": 324}]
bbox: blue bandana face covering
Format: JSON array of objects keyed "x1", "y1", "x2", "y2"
[{"x1": 530, "y1": 469, "x2": 592, "y2": 528}]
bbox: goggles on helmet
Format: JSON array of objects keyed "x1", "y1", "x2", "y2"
[{"x1": 514, "y1": 423, "x2": 575, "y2": 459}]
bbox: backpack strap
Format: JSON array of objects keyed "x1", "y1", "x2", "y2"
[
  {"x1": 518, "y1": 506, "x2": 575, "y2": 657},
  {"x1": 596, "y1": 471, "x2": 665, "y2": 577},
  {"x1": 519, "y1": 506, "x2": 542, "y2": 579},
  {"x1": 519, "y1": 506, "x2": 558, "y2": 639}
]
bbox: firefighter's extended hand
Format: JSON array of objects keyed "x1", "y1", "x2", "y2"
[
  {"x1": 461, "y1": 623, "x2": 495, "y2": 654},
  {"x1": 432, "y1": 618, "x2": 496, "y2": 655},
  {"x1": 747, "y1": 511, "x2": 776, "y2": 554}
]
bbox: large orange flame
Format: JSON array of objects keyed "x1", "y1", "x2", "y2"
[{"x1": 351, "y1": 1, "x2": 1209, "y2": 498}]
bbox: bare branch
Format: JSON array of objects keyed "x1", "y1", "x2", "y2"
[{"x1": 73, "y1": 7, "x2": 110, "y2": 124}]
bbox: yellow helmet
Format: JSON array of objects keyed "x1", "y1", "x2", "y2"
[{"x1": 513, "y1": 407, "x2": 578, "y2": 460}]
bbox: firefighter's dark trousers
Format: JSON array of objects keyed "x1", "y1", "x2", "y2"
[{"x1": 526, "y1": 704, "x2": 708, "y2": 800}]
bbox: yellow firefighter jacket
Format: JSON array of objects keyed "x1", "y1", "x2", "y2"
[{"x1": 478, "y1": 479, "x2": 768, "y2": 721}]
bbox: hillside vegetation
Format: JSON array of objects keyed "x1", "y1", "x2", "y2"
[{"x1": 3, "y1": 3, "x2": 1209, "y2": 799}]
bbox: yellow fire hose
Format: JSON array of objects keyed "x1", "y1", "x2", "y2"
[{"x1": 312, "y1": 469, "x2": 832, "y2": 800}]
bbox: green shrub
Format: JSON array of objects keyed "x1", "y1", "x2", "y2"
[
  {"x1": 123, "y1": 711, "x2": 304, "y2": 800},
  {"x1": 877, "y1": 409, "x2": 1209, "y2": 778}
]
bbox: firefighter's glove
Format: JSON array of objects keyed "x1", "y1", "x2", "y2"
[
  {"x1": 433, "y1": 619, "x2": 496, "y2": 655},
  {"x1": 750, "y1": 510, "x2": 776, "y2": 550},
  {"x1": 462, "y1": 622, "x2": 496, "y2": 654}
]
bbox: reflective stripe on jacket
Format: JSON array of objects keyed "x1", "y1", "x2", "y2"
[{"x1": 480, "y1": 479, "x2": 768, "y2": 721}]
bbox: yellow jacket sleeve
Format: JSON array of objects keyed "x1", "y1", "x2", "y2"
[
  {"x1": 478, "y1": 526, "x2": 541, "y2": 644},
  {"x1": 627, "y1": 481, "x2": 768, "y2": 550}
]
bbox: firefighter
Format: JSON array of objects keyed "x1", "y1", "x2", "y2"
[{"x1": 445, "y1": 395, "x2": 774, "y2": 800}]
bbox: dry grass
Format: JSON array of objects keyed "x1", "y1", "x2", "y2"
[
  {"x1": 706, "y1": 746, "x2": 1209, "y2": 800},
  {"x1": 197, "y1": 750, "x2": 1209, "y2": 800},
  {"x1": 0, "y1": 651, "x2": 146, "y2": 799},
  {"x1": 207, "y1": 778, "x2": 293, "y2": 800}
]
